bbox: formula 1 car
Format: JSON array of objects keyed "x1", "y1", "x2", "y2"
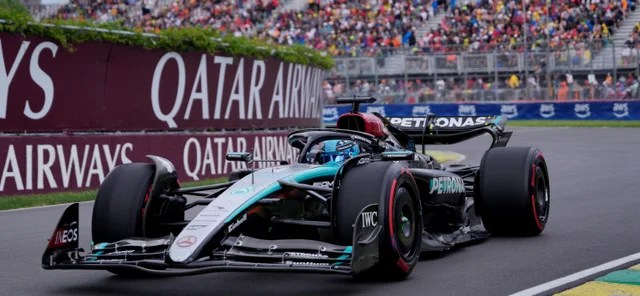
[{"x1": 42, "y1": 97, "x2": 550, "y2": 280}]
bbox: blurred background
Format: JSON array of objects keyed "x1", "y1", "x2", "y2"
[{"x1": 15, "y1": 0, "x2": 640, "y2": 104}]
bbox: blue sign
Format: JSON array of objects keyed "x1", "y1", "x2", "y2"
[{"x1": 323, "y1": 101, "x2": 640, "y2": 124}]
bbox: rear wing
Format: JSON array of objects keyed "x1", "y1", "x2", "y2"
[{"x1": 384, "y1": 115, "x2": 511, "y2": 148}]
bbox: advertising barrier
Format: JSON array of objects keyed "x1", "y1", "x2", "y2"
[
  {"x1": 0, "y1": 131, "x2": 296, "y2": 196},
  {"x1": 323, "y1": 101, "x2": 640, "y2": 124},
  {"x1": 0, "y1": 33, "x2": 324, "y2": 132}
]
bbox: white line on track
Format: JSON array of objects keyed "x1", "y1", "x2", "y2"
[
  {"x1": 0, "y1": 200, "x2": 94, "y2": 213},
  {"x1": 510, "y1": 251, "x2": 640, "y2": 296}
]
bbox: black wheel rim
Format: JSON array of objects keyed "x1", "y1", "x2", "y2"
[
  {"x1": 534, "y1": 167, "x2": 549, "y2": 223},
  {"x1": 394, "y1": 188, "x2": 417, "y2": 258}
]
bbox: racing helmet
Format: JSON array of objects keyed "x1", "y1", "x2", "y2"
[{"x1": 316, "y1": 139, "x2": 361, "y2": 165}]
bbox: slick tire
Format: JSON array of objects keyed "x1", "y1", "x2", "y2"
[
  {"x1": 92, "y1": 163, "x2": 155, "y2": 243},
  {"x1": 476, "y1": 147, "x2": 550, "y2": 236},
  {"x1": 335, "y1": 162, "x2": 422, "y2": 280}
]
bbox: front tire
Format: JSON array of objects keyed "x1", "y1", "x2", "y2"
[
  {"x1": 335, "y1": 162, "x2": 422, "y2": 280},
  {"x1": 92, "y1": 163, "x2": 154, "y2": 243},
  {"x1": 476, "y1": 147, "x2": 550, "y2": 236}
]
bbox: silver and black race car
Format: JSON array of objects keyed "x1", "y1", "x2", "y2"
[{"x1": 42, "y1": 97, "x2": 550, "y2": 280}]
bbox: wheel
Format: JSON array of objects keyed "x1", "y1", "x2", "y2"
[
  {"x1": 476, "y1": 147, "x2": 550, "y2": 236},
  {"x1": 92, "y1": 163, "x2": 155, "y2": 243},
  {"x1": 335, "y1": 162, "x2": 422, "y2": 280}
]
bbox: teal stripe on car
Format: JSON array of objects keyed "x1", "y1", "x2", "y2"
[
  {"x1": 333, "y1": 246, "x2": 353, "y2": 266},
  {"x1": 224, "y1": 165, "x2": 340, "y2": 223}
]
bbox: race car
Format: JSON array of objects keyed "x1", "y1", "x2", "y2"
[{"x1": 42, "y1": 96, "x2": 550, "y2": 280}]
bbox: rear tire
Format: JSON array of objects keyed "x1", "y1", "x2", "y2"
[
  {"x1": 476, "y1": 147, "x2": 550, "y2": 236},
  {"x1": 335, "y1": 162, "x2": 422, "y2": 280}
]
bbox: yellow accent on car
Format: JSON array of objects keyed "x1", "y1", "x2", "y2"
[{"x1": 424, "y1": 151, "x2": 465, "y2": 164}]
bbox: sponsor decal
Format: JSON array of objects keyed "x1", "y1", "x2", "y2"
[
  {"x1": 0, "y1": 40, "x2": 58, "y2": 120},
  {"x1": 182, "y1": 135, "x2": 297, "y2": 181},
  {"x1": 388, "y1": 117, "x2": 428, "y2": 128},
  {"x1": 286, "y1": 261, "x2": 330, "y2": 266},
  {"x1": 432, "y1": 117, "x2": 488, "y2": 128},
  {"x1": 388, "y1": 116, "x2": 490, "y2": 129},
  {"x1": 2, "y1": 37, "x2": 324, "y2": 133},
  {"x1": 150, "y1": 54, "x2": 325, "y2": 128},
  {"x1": 429, "y1": 176, "x2": 465, "y2": 194},
  {"x1": 500, "y1": 104, "x2": 519, "y2": 118},
  {"x1": 613, "y1": 103, "x2": 629, "y2": 118},
  {"x1": 539, "y1": 104, "x2": 555, "y2": 118},
  {"x1": 458, "y1": 105, "x2": 477, "y2": 116},
  {"x1": 383, "y1": 153, "x2": 410, "y2": 159},
  {"x1": 185, "y1": 224, "x2": 207, "y2": 230},
  {"x1": 411, "y1": 105, "x2": 431, "y2": 117},
  {"x1": 212, "y1": 205, "x2": 227, "y2": 211},
  {"x1": 51, "y1": 226, "x2": 79, "y2": 248},
  {"x1": 361, "y1": 211, "x2": 378, "y2": 227},
  {"x1": 312, "y1": 181, "x2": 334, "y2": 188},
  {"x1": 0, "y1": 142, "x2": 133, "y2": 193},
  {"x1": 323, "y1": 107, "x2": 339, "y2": 122},
  {"x1": 227, "y1": 214, "x2": 247, "y2": 232},
  {"x1": 365, "y1": 106, "x2": 386, "y2": 117},
  {"x1": 285, "y1": 252, "x2": 329, "y2": 259},
  {"x1": 574, "y1": 103, "x2": 591, "y2": 118},
  {"x1": 357, "y1": 157, "x2": 371, "y2": 165},
  {"x1": 176, "y1": 235, "x2": 198, "y2": 248}
]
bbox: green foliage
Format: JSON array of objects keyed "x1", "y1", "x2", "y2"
[
  {"x1": 0, "y1": 0, "x2": 29, "y2": 16},
  {"x1": 0, "y1": 9, "x2": 334, "y2": 69}
]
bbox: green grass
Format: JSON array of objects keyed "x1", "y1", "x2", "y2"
[
  {"x1": 0, "y1": 190, "x2": 98, "y2": 211},
  {"x1": 507, "y1": 120, "x2": 640, "y2": 127},
  {"x1": 0, "y1": 178, "x2": 228, "y2": 211}
]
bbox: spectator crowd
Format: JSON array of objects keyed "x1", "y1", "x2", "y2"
[
  {"x1": 51, "y1": 0, "x2": 637, "y2": 57},
  {"x1": 420, "y1": 0, "x2": 635, "y2": 54},
  {"x1": 324, "y1": 71, "x2": 640, "y2": 103},
  {"x1": 47, "y1": 0, "x2": 640, "y2": 102}
]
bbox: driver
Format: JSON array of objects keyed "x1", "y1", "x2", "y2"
[{"x1": 308, "y1": 139, "x2": 361, "y2": 165}]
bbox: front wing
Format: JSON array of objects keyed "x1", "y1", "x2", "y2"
[{"x1": 42, "y1": 203, "x2": 382, "y2": 276}]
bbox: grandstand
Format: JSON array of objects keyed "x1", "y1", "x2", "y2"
[{"x1": 18, "y1": 0, "x2": 640, "y2": 102}]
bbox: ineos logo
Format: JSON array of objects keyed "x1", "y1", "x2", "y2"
[{"x1": 176, "y1": 235, "x2": 198, "y2": 248}]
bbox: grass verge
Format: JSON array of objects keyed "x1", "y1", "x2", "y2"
[
  {"x1": 508, "y1": 120, "x2": 640, "y2": 127},
  {"x1": 0, "y1": 178, "x2": 227, "y2": 211}
]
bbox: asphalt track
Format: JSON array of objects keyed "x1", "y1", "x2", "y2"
[{"x1": 2, "y1": 127, "x2": 640, "y2": 296}]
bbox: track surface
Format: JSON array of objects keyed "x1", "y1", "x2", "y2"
[{"x1": 2, "y1": 127, "x2": 640, "y2": 296}]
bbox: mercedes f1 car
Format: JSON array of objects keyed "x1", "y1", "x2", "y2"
[{"x1": 42, "y1": 97, "x2": 550, "y2": 280}]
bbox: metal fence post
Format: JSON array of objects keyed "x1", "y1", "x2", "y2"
[
  {"x1": 404, "y1": 55, "x2": 408, "y2": 99},
  {"x1": 612, "y1": 41, "x2": 618, "y2": 88}
]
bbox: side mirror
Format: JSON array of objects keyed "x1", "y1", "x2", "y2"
[{"x1": 226, "y1": 152, "x2": 253, "y2": 162}]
